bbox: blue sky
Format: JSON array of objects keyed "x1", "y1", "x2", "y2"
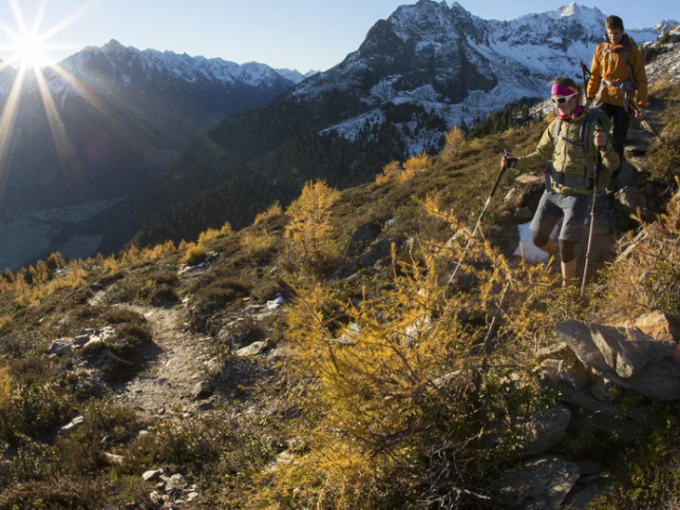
[{"x1": 0, "y1": 0, "x2": 677, "y2": 72}]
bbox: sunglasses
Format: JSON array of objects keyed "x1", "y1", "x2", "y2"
[{"x1": 551, "y1": 92, "x2": 579, "y2": 104}]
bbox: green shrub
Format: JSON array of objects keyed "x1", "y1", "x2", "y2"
[{"x1": 0, "y1": 383, "x2": 74, "y2": 446}]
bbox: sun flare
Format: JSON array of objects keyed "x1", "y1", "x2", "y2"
[{"x1": 11, "y1": 32, "x2": 50, "y2": 69}]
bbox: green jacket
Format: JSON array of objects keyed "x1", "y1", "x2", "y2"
[{"x1": 515, "y1": 108, "x2": 619, "y2": 195}]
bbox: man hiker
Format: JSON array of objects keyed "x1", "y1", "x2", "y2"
[
  {"x1": 502, "y1": 77, "x2": 619, "y2": 288},
  {"x1": 586, "y1": 15, "x2": 648, "y2": 190}
]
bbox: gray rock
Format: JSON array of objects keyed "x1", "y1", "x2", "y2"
[
  {"x1": 48, "y1": 338, "x2": 75, "y2": 356},
  {"x1": 574, "y1": 460, "x2": 601, "y2": 476},
  {"x1": 557, "y1": 383, "x2": 618, "y2": 417},
  {"x1": 73, "y1": 334, "x2": 91, "y2": 346},
  {"x1": 534, "y1": 359, "x2": 589, "y2": 391},
  {"x1": 142, "y1": 469, "x2": 163, "y2": 482},
  {"x1": 555, "y1": 321, "x2": 609, "y2": 373},
  {"x1": 588, "y1": 324, "x2": 652, "y2": 378},
  {"x1": 555, "y1": 320, "x2": 680, "y2": 399},
  {"x1": 163, "y1": 474, "x2": 186, "y2": 492},
  {"x1": 479, "y1": 406, "x2": 571, "y2": 455},
  {"x1": 586, "y1": 412, "x2": 640, "y2": 444},
  {"x1": 192, "y1": 380, "x2": 214, "y2": 400},
  {"x1": 518, "y1": 406, "x2": 572, "y2": 455},
  {"x1": 235, "y1": 339, "x2": 276, "y2": 357},
  {"x1": 563, "y1": 484, "x2": 604, "y2": 510},
  {"x1": 59, "y1": 416, "x2": 85, "y2": 436},
  {"x1": 536, "y1": 342, "x2": 577, "y2": 362},
  {"x1": 496, "y1": 456, "x2": 580, "y2": 510},
  {"x1": 591, "y1": 375, "x2": 621, "y2": 402}
]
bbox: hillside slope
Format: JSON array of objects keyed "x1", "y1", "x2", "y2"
[{"x1": 0, "y1": 49, "x2": 679, "y2": 508}]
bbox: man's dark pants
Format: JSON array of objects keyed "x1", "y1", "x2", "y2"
[{"x1": 598, "y1": 103, "x2": 630, "y2": 182}]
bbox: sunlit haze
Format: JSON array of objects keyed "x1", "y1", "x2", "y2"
[{"x1": 0, "y1": 0, "x2": 676, "y2": 73}]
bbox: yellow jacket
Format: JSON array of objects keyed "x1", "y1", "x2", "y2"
[{"x1": 587, "y1": 35, "x2": 648, "y2": 109}]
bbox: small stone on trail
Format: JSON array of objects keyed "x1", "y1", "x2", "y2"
[
  {"x1": 235, "y1": 339, "x2": 276, "y2": 357},
  {"x1": 142, "y1": 469, "x2": 164, "y2": 482},
  {"x1": 192, "y1": 380, "x2": 214, "y2": 400}
]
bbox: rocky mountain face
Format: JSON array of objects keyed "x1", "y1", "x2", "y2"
[
  {"x1": 125, "y1": 1, "x2": 670, "y2": 248},
  {"x1": 0, "y1": 40, "x2": 305, "y2": 216}
]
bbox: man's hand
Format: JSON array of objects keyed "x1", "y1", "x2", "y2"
[
  {"x1": 501, "y1": 152, "x2": 517, "y2": 169},
  {"x1": 636, "y1": 108, "x2": 646, "y2": 120},
  {"x1": 594, "y1": 127, "x2": 607, "y2": 148}
]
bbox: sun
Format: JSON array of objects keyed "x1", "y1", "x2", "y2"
[{"x1": 10, "y1": 32, "x2": 50, "y2": 69}]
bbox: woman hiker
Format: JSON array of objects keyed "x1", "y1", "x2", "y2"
[{"x1": 502, "y1": 77, "x2": 619, "y2": 288}]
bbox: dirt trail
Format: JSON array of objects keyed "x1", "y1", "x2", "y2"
[{"x1": 112, "y1": 303, "x2": 219, "y2": 416}]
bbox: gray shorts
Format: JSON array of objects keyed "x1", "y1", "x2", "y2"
[{"x1": 530, "y1": 191, "x2": 591, "y2": 242}]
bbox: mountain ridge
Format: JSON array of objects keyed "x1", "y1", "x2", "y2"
[{"x1": 123, "y1": 0, "x2": 670, "y2": 249}]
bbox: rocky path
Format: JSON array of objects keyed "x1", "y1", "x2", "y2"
[{"x1": 111, "y1": 303, "x2": 221, "y2": 417}]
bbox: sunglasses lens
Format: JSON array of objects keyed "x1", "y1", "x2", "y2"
[{"x1": 551, "y1": 97, "x2": 567, "y2": 104}]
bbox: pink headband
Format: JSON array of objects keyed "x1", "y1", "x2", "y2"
[{"x1": 552, "y1": 84, "x2": 577, "y2": 97}]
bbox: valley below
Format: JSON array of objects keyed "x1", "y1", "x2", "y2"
[{"x1": 0, "y1": 198, "x2": 122, "y2": 270}]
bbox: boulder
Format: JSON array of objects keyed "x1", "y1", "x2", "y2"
[
  {"x1": 48, "y1": 338, "x2": 75, "y2": 356},
  {"x1": 591, "y1": 375, "x2": 621, "y2": 402},
  {"x1": 535, "y1": 359, "x2": 589, "y2": 391},
  {"x1": 585, "y1": 412, "x2": 640, "y2": 444},
  {"x1": 536, "y1": 342, "x2": 578, "y2": 362},
  {"x1": 635, "y1": 311, "x2": 680, "y2": 342},
  {"x1": 480, "y1": 406, "x2": 571, "y2": 455},
  {"x1": 555, "y1": 320, "x2": 680, "y2": 399},
  {"x1": 496, "y1": 456, "x2": 580, "y2": 510},
  {"x1": 517, "y1": 406, "x2": 572, "y2": 455},
  {"x1": 557, "y1": 383, "x2": 618, "y2": 417}
]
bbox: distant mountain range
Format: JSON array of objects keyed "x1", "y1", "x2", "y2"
[
  {"x1": 0, "y1": 40, "x2": 312, "y2": 216},
  {"x1": 0, "y1": 0, "x2": 677, "y2": 267},
  {"x1": 121, "y1": 1, "x2": 677, "y2": 248}
]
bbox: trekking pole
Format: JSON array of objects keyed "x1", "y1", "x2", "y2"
[
  {"x1": 579, "y1": 61, "x2": 591, "y2": 103},
  {"x1": 448, "y1": 160, "x2": 508, "y2": 285},
  {"x1": 580, "y1": 129, "x2": 603, "y2": 299}
]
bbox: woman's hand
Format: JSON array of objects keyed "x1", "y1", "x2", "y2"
[{"x1": 594, "y1": 128, "x2": 607, "y2": 148}]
